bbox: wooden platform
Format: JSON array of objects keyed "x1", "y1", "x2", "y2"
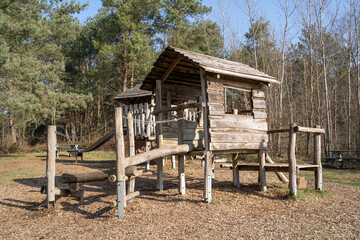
[{"x1": 237, "y1": 163, "x2": 320, "y2": 172}]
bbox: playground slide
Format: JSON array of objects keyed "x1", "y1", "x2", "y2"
[
  {"x1": 81, "y1": 128, "x2": 115, "y2": 153},
  {"x1": 125, "y1": 144, "x2": 194, "y2": 167}
]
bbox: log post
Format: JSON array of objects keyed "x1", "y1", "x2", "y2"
[
  {"x1": 140, "y1": 103, "x2": 145, "y2": 137},
  {"x1": 115, "y1": 106, "x2": 125, "y2": 219},
  {"x1": 127, "y1": 112, "x2": 135, "y2": 156},
  {"x1": 259, "y1": 149, "x2": 267, "y2": 192},
  {"x1": 314, "y1": 125, "x2": 322, "y2": 190},
  {"x1": 47, "y1": 125, "x2": 56, "y2": 208},
  {"x1": 232, "y1": 154, "x2": 239, "y2": 187},
  {"x1": 127, "y1": 112, "x2": 136, "y2": 200},
  {"x1": 288, "y1": 123, "x2": 297, "y2": 196},
  {"x1": 145, "y1": 103, "x2": 151, "y2": 171},
  {"x1": 156, "y1": 80, "x2": 164, "y2": 191},
  {"x1": 178, "y1": 109, "x2": 185, "y2": 195},
  {"x1": 200, "y1": 69, "x2": 212, "y2": 203},
  {"x1": 133, "y1": 104, "x2": 137, "y2": 137},
  {"x1": 171, "y1": 155, "x2": 176, "y2": 169},
  {"x1": 166, "y1": 91, "x2": 171, "y2": 126}
]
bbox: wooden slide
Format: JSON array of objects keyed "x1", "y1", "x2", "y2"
[{"x1": 80, "y1": 129, "x2": 115, "y2": 153}]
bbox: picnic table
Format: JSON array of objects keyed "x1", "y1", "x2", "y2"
[
  {"x1": 56, "y1": 144, "x2": 83, "y2": 161},
  {"x1": 324, "y1": 150, "x2": 360, "y2": 168}
]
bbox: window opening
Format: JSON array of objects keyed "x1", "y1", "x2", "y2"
[{"x1": 224, "y1": 86, "x2": 252, "y2": 115}]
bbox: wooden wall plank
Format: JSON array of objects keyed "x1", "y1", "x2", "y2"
[
  {"x1": 210, "y1": 142, "x2": 267, "y2": 151},
  {"x1": 253, "y1": 99, "x2": 266, "y2": 109},
  {"x1": 252, "y1": 89, "x2": 265, "y2": 98},
  {"x1": 210, "y1": 132, "x2": 268, "y2": 143},
  {"x1": 253, "y1": 111, "x2": 267, "y2": 119}
]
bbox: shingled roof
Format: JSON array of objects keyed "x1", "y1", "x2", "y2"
[
  {"x1": 114, "y1": 83, "x2": 153, "y2": 104},
  {"x1": 141, "y1": 46, "x2": 278, "y2": 91}
]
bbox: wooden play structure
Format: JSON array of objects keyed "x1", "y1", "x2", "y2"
[{"x1": 44, "y1": 47, "x2": 325, "y2": 219}]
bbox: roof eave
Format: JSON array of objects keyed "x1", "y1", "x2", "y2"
[{"x1": 203, "y1": 66, "x2": 280, "y2": 85}]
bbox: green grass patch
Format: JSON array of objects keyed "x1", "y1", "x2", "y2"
[
  {"x1": 288, "y1": 189, "x2": 332, "y2": 201},
  {"x1": 299, "y1": 168, "x2": 360, "y2": 187},
  {"x1": 0, "y1": 165, "x2": 42, "y2": 184},
  {"x1": 84, "y1": 151, "x2": 116, "y2": 161},
  {"x1": 210, "y1": 199, "x2": 218, "y2": 205}
]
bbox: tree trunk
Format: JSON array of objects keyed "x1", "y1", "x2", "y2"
[{"x1": 9, "y1": 113, "x2": 16, "y2": 144}]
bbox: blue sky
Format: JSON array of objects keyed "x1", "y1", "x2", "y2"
[{"x1": 73, "y1": 0, "x2": 297, "y2": 44}]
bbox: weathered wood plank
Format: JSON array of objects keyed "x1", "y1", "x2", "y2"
[
  {"x1": 294, "y1": 126, "x2": 325, "y2": 134},
  {"x1": 209, "y1": 118, "x2": 268, "y2": 131},
  {"x1": 208, "y1": 91, "x2": 224, "y2": 103},
  {"x1": 252, "y1": 99, "x2": 266, "y2": 109},
  {"x1": 210, "y1": 142, "x2": 267, "y2": 151},
  {"x1": 164, "y1": 131, "x2": 204, "y2": 140},
  {"x1": 253, "y1": 110, "x2": 267, "y2": 119},
  {"x1": 208, "y1": 103, "x2": 224, "y2": 112},
  {"x1": 210, "y1": 132, "x2": 268, "y2": 143},
  {"x1": 163, "y1": 139, "x2": 204, "y2": 149}
]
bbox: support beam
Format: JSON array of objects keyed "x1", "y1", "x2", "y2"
[
  {"x1": 265, "y1": 154, "x2": 289, "y2": 183},
  {"x1": 115, "y1": 106, "x2": 125, "y2": 219},
  {"x1": 178, "y1": 109, "x2": 185, "y2": 195},
  {"x1": 232, "y1": 154, "x2": 239, "y2": 187},
  {"x1": 127, "y1": 112, "x2": 135, "y2": 156},
  {"x1": 200, "y1": 69, "x2": 212, "y2": 203},
  {"x1": 288, "y1": 123, "x2": 297, "y2": 196},
  {"x1": 47, "y1": 125, "x2": 56, "y2": 208},
  {"x1": 156, "y1": 80, "x2": 164, "y2": 191},
  {"x1": 171, "y1": 155, "x2": 176, "y2": 169},
  {"x1": 259, "y1": 149, "x2": 267, "y2": 192},
  {"x1": 161, "y1": 56, "x2": 182, "y2": 83},
  {"x1": 314, "y1": 125, "x2": 323, "y2": 190}
]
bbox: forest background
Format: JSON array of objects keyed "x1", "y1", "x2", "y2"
[{"x1": 1, "y1": 0, "x2": 359, "y2": 157}]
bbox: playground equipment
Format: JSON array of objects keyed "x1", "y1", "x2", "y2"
[{"x1": 44, "y1": 46, "x2": 324, "y2": 219}]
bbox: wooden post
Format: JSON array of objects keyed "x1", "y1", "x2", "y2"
[
  {"x1": 133, "y1": 104, "x2": 137, "y2": 137},
  {"x1": 198, "y1": 96, "x2": 203, "y2": 127},
  {"x1": 178, "y1": 109, "x2": 185, "y2": 195},
  {"x1": 288, "y1": 123, "x2": 297, "y2": 196},
  {"x1": 145, "y1": 139, "x2": 150, "y2": 172},
  {"x1": 47, "y1": 125, "x2": 56, "y2": 208},
  {"x1": 166, "y1": 91, "x2": 171, "y2": 126},
  {"x1": 144, "y1": 102, "x2": 151, "y2": 171},
  {"x1": 127, "y1": 112, "x2": 135, "y2": 156},
  {"x1": 171, "y1": 155, "x2": 176, "y2": 169},
  {"x1": 232, "y1": 154, "x2": 239, "y2": 187},
  {"x1": 314, "y1": 125, "x2": 322, "y2": 190},
  {"x1": 150, "y1": 97, "x2": 155, "y2": 136},
  {"x1": 115, "y1": 106, "x2": 125, "y2": 219},
  {"x1": 259, "y1": 149, "x2": 267, "y2": 192},
  {"x1": 139, "y1": 103, "x2": 145, "y2": 138},
  {"x1": 200, "y1": 69, "x2": 212, "y2": 203},
  {"x1": 156, "y1": 80, "x2": 164, "y2": 191},
  {"x1": 127, "y1": 112, "x2": 136, "y2": 200},
  {"x1": 233, "y1": 109, "x2": 238, "y2": 115}
]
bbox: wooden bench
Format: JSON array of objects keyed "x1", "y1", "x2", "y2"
[
  {"x1": 56, "y1": 144, "x2": 83, "y2": 161},
  {"x1": 324, "y1": 150, "x2": 360, "y2": 168}
]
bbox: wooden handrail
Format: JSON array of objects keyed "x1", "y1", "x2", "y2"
[{"x1": 268, "y1": 125, "x2": 325, "y2": 135}]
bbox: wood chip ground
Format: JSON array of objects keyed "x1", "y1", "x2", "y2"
[{"x1": 0, "y1": 154, "x2": 359, "y2": 239}]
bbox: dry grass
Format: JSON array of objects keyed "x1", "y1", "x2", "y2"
[{"x1": 0, "y1": 152, "x2": 360, "y2": 239}]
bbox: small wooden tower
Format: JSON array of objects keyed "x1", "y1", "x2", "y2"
[{"x1": 141, "y1": 46, "x2": 279, "y2": 202}]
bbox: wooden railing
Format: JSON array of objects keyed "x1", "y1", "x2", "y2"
[{"x1": 268, "y1": 123, "x2": 325, "y2": 196}]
